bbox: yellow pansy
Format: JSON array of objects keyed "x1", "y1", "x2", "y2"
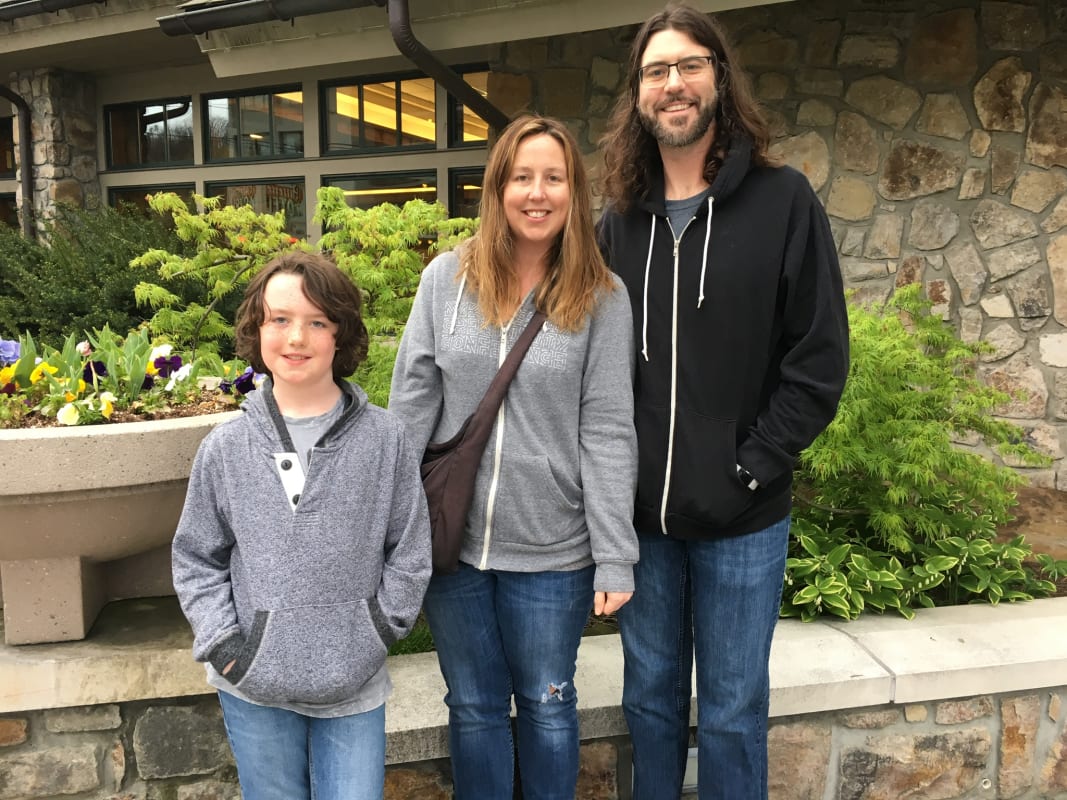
[
  {"x1": 56, "y1": 403, "x2": 80, "y2": 426},
  {"x1": 0, "y1": 365, "x2": 14, "y2": 386},
  {"x1": 145, "y1": 362, "x2": 159, "y2": 376},
  {"x1": 98, "y1": 391, "x2": 116, "y2": 419},
  {"x1": 30, "y1": 362, "x2": 58, "y2": 384}
]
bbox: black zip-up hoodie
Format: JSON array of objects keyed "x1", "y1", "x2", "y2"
[{"x1": 597, "y1": 137, "x2": 849, "y2": 540}]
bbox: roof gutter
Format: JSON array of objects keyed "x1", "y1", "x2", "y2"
[
  {"x1": 0, "y1": 86, "x2": 35, "y2": 239},
  {"x1": 157, "y1": 0, "x2": 508, "y2": 134},
  {"x1": 157, "y1": 0, "x2": 379, "y2": 37},
  {"x1": 0, "y1": 0, "x2": 104, "y2": 22}
]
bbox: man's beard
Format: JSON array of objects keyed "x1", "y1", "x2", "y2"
[{"x1": 639, "y1": 92, "x2": 718, "y2": 148}]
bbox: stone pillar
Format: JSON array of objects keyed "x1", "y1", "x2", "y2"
[{"x1": 10, "y1": 68, "x2": 99, "y2": 229}]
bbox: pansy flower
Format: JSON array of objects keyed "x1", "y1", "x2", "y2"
[
  {"x1": 0, "y1": 339, "x2": 19, "y2": 365},
  {"x1": 30, "y1": 361, "x2": 58, "y2": 384},
  {"x1": 56, "y1": 403, "x2": 80, "y2": 426},
  {"x1": 153, "y1": 354, "x2": 183, "y2": 378},
  {"x1": 83, "y1": 361, "x2": 108, "y2": 383}
]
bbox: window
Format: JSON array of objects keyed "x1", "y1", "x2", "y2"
[
  {"x1": 322, "y1": 76, "x2": 436, "y2": 153},
  {"x1": 447, "y1": 69, "x2": 490, "y2": 148},
  {"x1": 0, "y1": 194, "x2": 17, "y2": 228},
  {"x1": 106, "y1": 100, "x2": 194, "y2": 169},
  {"x1": 0, "y1": 117, "x2": 15, "y2": 178},
  {"x1": 205, "y1": 88, "x2": 304, "y2": 162},
  {"x1": 204, "y1": 179, "x2": 307, "y2": 238},
  {"x1": 108, "y1": 184, "x2": 196, "y2": 215},
  {"x1": 323, "y1": 172, "x2": 437, "y2": 211},
  {"x1": 448, "y1": 167, "x2": 483, "y2": 219}
]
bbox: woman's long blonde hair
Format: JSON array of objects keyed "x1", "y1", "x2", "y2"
[{"x1": 461, "y1": 114, "x2": 614, "y2": 332}]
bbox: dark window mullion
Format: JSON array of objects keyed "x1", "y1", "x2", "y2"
[{"x1": 394, "y1": 80, "x2": 402, "y2": 147}]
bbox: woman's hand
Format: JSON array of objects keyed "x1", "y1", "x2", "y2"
[{"x1": 594, "y1": 591, "x2": 633, "y2": 616}]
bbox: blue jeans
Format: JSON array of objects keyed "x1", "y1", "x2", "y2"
[
  {"x1": 423, "y1": 562, "x2": 595, "y2": 800},
  {"x1": 217, "y1": 690, "x2": 385, "y2": 800},
  {"x1": 618, "y1": 516, "x2": 790, "y2": 800}
]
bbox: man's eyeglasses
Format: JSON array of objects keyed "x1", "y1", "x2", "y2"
[{"x1": 638, "y1": 56, "x2": 716, "y2": 87}]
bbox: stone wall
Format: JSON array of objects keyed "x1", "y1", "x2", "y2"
[
  {"x1": 490, "y1": 0, "x2": 1067, "y2": 484},
  {"x1": 9, "y1": 68, "x2": 100, "y2": 230},
  {"x1": 3, "y1": 690, "x2": 1065, "y2": 799}
]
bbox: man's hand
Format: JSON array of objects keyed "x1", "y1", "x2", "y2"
[{"x1": 594, "y1": 591, "x2": 633, "y2": 616}]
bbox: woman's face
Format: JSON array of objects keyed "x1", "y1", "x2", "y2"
[{"x1": 502, "y1": 133, "x2": 571, "y2": 256}]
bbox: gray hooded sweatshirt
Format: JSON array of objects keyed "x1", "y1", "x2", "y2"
[
  {"x1": 172, "y1": 380, "x2": 431, "y2": 716},
  {"x1": 389, "y1": 251, "x2": 638, "y2": 592}
]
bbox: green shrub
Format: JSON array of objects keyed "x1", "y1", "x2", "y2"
[
  {"x1": 785, "y1": 285, "x2": 1057, "y2": 621},
  {"x1": 0, "y1": 203, "x2": 195, "y2": 347},
  {"x1": 133, "y1": 187, "x2": 478, "y2": 406}
]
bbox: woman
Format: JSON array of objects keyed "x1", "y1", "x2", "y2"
[{"x1": 389, "y1": 114, "x2": 638, "y2": 800}]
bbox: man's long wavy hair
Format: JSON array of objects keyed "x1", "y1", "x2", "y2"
[
  {"x1": 460, "y1": 114, "x2": 614, "y2": 332},
  {"x1": 599, "y1": 3, "x2": 776, "y2": 212}
]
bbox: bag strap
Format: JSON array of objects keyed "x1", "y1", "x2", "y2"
[{"x1": 463, "y1": 309, "x2": 547, "y2": 445}]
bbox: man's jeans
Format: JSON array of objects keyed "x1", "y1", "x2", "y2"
[
  {"x1": 423, "y1": 562, "x2": 595, "y2": 800},
  {"x1": 217, "y1": 691, "x2": 385, "y2": 800},
  {"x1": 618, "y1": 516, "x2": 790, "y2": 800}
]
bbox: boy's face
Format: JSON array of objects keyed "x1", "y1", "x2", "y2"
[{"x1": 258, "y1": 272, "x2": 339, "y2": 393}]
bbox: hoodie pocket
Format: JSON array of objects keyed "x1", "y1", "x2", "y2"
[
  {"x1": 233, "y1": 599, "x2": 387, "y2": 705},
  {"x1": 667, "y1": 410, "x2": 755, "y2": 529},
  {"x1": 493, "y1": 453, "x2": 583, "y2": 546}
]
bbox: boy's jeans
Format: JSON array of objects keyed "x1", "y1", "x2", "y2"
[
  {"x1": 423, "y1": 562, "x2": 595, "y2": 800},
  {"x1": 218, "y1": 691, "x2": 385, "y2": 800},
  {"x1": 619, "y1": 516, "x2": 790, "y2": 800}
]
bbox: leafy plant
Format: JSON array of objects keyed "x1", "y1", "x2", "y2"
[
  {"x1": 0, "y1": 330, "x2": 254, "y2": 428},
  {"x1": 785, "y1": 285, "x2": 1056, "y2": 620},
  {"x1": 314, "y1": 187, "x2": 478, "y2": 406},
  {"x1": 131, "y1": 193, "x2": 303, "y2": 358},
  {"x1": 0, "y1": 203, "x2": 196, "y2": 346}
]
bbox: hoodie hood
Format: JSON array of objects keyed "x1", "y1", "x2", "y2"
[
  {"x1": 634, "y1": 135, "x2": 754, "y2": 217},
  {"x1": 240, "y1": 377, "x2": 368, "y2": 452}
]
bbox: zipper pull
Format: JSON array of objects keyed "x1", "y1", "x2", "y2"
[{"x1": 673, "y1": 238, "x2": 680, "y2": 259}]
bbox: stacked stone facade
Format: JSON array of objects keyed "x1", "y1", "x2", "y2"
[
  {"x1": 3, "y1": 690, "x2": 1066, "y2": 799},
  {"x1": 491, "y1": 0, "x2": 1067, "y2": 484},
  {"x1": 10, "y1": 68, "x2": 100, "y2": 229}
]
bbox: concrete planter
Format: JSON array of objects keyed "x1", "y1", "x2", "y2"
[{"x1": 0, "y1": 411, "x2": 240, "y2": 645}]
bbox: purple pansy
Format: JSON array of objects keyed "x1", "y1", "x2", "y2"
[
  {"x1": 83, "y1": 360, "x2": 108, "y2": 382},
  {"x1": 0, "y1": 339, "x2": 19, "y2": 365},
  {"x1": 153, "y1": 354, "x2": 183, "y2": 378}
]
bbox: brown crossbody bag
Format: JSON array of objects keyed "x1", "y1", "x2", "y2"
[{"x1": 420, "y1": 310, "x2": 547, "y2": 574}]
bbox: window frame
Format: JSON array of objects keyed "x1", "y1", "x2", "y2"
[
  {"x1": 201, "y1": 84, "x2": 305, "y2": 164},
  {"x1": 446, "y1": 64, "x2": 491, "y2": 149},
  {"x1": 322, "y1": 169, "x2": 439, "y2": 211},
  {"x1": 319, "y1": 71, "x2": 439, "y2": 156},
  {"x1": 103, "y1": 98, "x2": 195, "y2": 171}
]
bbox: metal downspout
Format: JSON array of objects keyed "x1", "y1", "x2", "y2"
[
  {"x1": 386, "y1": 0, "x2": 509, "y2": 133},
  {"x1": 0, "y1": 86, "x2": 35, "y2": 240},
  {"x1": 0, "y1": 0, "x2": 104, "y2": 22}
]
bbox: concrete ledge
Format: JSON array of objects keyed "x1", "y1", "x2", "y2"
[{"x1": 3, "y1": 596, "x2": 1067, "y2": 764}]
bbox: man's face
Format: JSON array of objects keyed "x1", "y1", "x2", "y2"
[{"x1": 637, "y1": 28, "x2": 719, "y2": 150}]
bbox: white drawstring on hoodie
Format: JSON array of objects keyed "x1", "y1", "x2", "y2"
[
  {"x1": 640, "y1": 196, "x2": 714, "y2": 359},
  {"x1": 641, "y1": 195, "x2": 715, "y2": 533}
]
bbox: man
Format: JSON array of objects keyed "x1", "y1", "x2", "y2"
[{"x1": 596, "y1": 5, "x2": 849, "y2": 799}]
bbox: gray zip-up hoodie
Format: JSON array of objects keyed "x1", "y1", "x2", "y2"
[
  {"x1": 172, "y1": 380, "x2": 431, "y2": 713},
  {"x1": 389, "y1": 251, "x2": 638, "y2": 592}
]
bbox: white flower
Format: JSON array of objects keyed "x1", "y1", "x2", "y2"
[
  {"x1": 149, "y1": 343, "x2": 173, "y2": 362},
  {"x1": 165, "y1": 363, "x2": 193, "y2": 391},
  {"x1": 57, "y1": 403, "x2": 80, "y2": 426},
  {"x1": 76, "y1": 340, "x2": 91, "y2": 357}
]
